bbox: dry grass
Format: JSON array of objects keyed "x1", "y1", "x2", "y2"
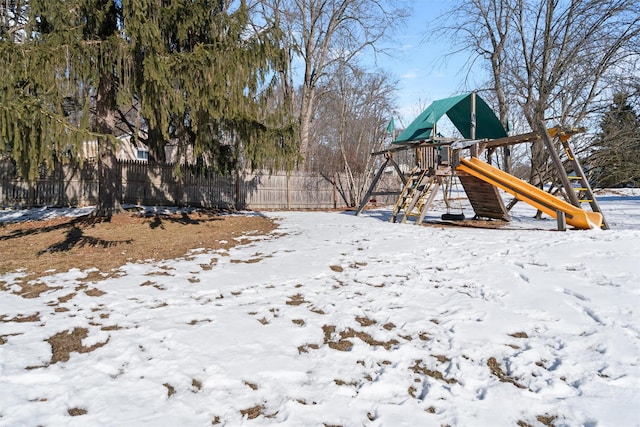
[
  {"x1": 487, "y1": 356, "x2": 526, "y2": 389},
  {"x1": 0, "y1": 210, "x2": 276, "y2": 283},
  {"x1": 46, "y1": 327, "x2": 109, "y2": 364},
  {"x1": 320, "y1": 324, "x2": 401, "y2": 352},
  {"x1": 0, "y1": 212, "x2": 269, "y2": 413},
  {"x1": 410, "y1": 359, "x2": 458, "y2": 385},
  {"x1": 240, "y1": 404, "x2": 264, "y2": 420}
]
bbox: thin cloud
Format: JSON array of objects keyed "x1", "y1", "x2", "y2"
[{"x1": 401, "y1": 70, "x2": 419, "y2": 80}]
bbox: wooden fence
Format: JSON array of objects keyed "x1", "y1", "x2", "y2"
[
  {"x1": 0, "y1": 161, "x2": 98, "y2": 208},
  {"x1": 0, "y1": 160, "x2": 399, "y2": 210}
]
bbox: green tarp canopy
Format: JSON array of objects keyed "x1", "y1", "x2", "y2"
[{"x1": 394, "y1": 93, "x2": 507, "y2": 144}]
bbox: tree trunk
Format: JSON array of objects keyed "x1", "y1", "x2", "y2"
[
  {"x1": 299, "y1": 86, "x2": 315, "y2": 168},
  {"x1": 94, "y1": 147, "x2": 123, "y2": 218},
  {"x1": 94, "y1": 71, "x2": 124, "y2": 217}
]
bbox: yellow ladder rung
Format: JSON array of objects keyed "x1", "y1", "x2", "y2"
[
  {"x1": 580, "y1": 199, "x2": 593, "y2": 203},
  {"x1": 568, "y1": 176, "x2": 583, "y2": 179}
]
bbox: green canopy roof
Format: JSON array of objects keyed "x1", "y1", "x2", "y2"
[{"x1": 394, "y1": 93, "x2": 507, "y2": 144}]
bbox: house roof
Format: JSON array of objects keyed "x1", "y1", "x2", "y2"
[{"x1": 394, "y1": 93, "x2": 507, "y2": 144}]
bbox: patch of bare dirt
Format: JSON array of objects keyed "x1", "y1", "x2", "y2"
[
  {"x1": 355, "y1": 316, "x2": 376, "y2": 327},
  {"x1": 410, "y1": 359, "x2": 458, "y2": 385},
  {"x1": 0, "y1": 312, "x2": 41, "y2": 323},
  {"x1": 517, "y1": 414, "x2": 558, "y2": 427},
  {"x1": 240, "y1": 404, "x2": 264, "y2": 420},
  {"x1": 0, "y1": 333, "x2": 21, "y2": 344},
  {"x1": 163, "y1": 383, "x2": 176, "y2": 397},
  {"x1": 536, "y1": 414, "x2": 558, "y2": 426},
  {"x1": 297, "y1": 343, "x2": 319, "y2": 354},
  {"x1": 487, "y1": 356, "x2": 526, "y2": 389},
  {"x1": 0, "y1": 211, "x2": 277, "y2": 284},
  {"x1": 509, "y1": 331, "x2": 529, "y2": 339},
  {"x1": 322, "y1": 324, "x2": 400, "y2": 351},
  {"x1": 286, "y1": 293, "x2": 307, "y2": 306},
  {"x1": 46, "y1": 327, "x2": 109, "y2": 364},
  {"x1": 68, "y1": 407, "x2": 88, "y2": 416}
]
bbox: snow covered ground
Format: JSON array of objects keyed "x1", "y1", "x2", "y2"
[{"x1": 1, "y1": 190, "x2": 639, "y2": 426}]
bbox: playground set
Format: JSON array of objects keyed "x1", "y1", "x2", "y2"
[{"x1": 356, "y1": 93, "x2": 608, "y2": 230}]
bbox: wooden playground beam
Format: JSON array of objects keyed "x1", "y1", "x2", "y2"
[
  {"x1": 371, "y1": 138, "x2": 460, "y2": 156},
  {"x1": 482, "y1": 127, "x2": 586, "y2": 150},
  {"x1": 482, "y1": 131, "x2": 541, "y2": 149}
]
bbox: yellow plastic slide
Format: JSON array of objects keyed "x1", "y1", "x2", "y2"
[{"x1": 456, "y1": 157, "x2": 603, "y2": 229}]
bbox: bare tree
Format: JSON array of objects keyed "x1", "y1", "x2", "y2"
[
  {"x1": 311, "y1": 64, "x2": 396, "y2": 206},
  {"x1": 509, "y1": 0, "x2": 639, "y2": 198},
  {"x1": 445, "y1": 0, "x2": 640, "y2": 202},
  {"x1": 443, "y1": 0, "x2": 515, "y2": 172},
  {"x1": 255, "y1": 0, "x2": 408, "y2": 168}
]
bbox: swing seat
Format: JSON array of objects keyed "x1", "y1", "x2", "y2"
[{"x1": 441, "y1": 213, "x2": 465, "y2": 221}]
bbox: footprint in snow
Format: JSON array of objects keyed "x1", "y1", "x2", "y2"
[
  {"x1": 562, "y1": 288, "x2": 589, "y2": 301},
  {"x1": 582, "y1": 307, "x2": 604, "y2": 325}
]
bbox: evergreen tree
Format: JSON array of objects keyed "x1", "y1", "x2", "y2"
[
  {"x1": 588, "y1": 93, "x2": 640, "y2": 188},
  {"x1": 1, "y1": 0, "x2": 296, "y2": 214},
  {"x1": 123, "y1": 0, "x2": 297, "y2": 171},
  {"x1": 0, "y1": 0, "x2": 105, "y2": 181}
]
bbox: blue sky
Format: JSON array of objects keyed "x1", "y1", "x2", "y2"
[{"x1": 368, "y1": 1, "x2": 479, "y2": 127}]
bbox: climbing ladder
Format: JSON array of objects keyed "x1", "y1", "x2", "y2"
[
  {"x1": 390, "y1": 166, "x2": 424, "y2": 222},
  {"x1": 549, "y1": 129, "x2": 610, "y2": 230},
  {"x1": 389, "y1": 166, "x2": 448, "y2": 225}
]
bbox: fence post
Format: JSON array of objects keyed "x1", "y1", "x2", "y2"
[
  {"x1": 57, "y1": 162, "x2": 63, "y2": 206},
  {"x1": 28, "y1": 183, "x2": 35, "y2": 208},
  {"x1": 175, "y1": 164, "x2": 182, "y2": 207},
  {"x1": 286, "y1": 172, "x2": 290, "y2": 210},
  {"x1": 234, "y1": 169, "x2": 240, "y2": 210}
]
